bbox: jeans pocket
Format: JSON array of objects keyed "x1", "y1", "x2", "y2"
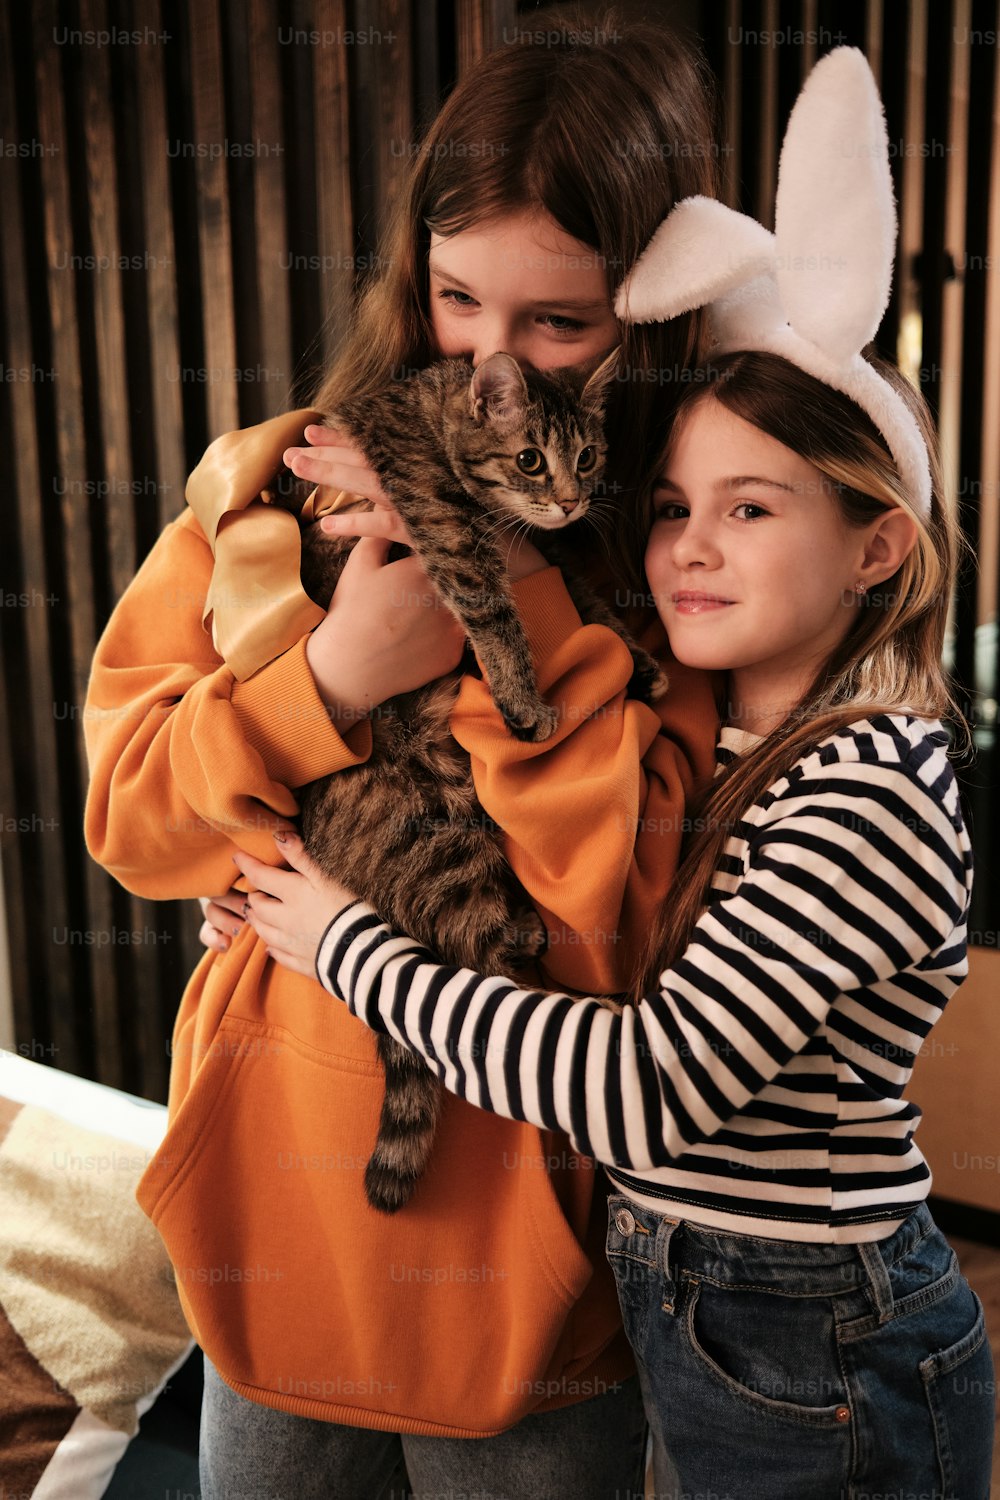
[
  {"x1": 920, "y1": 1289, "x2": 996, "y2": 1500},
  {"x1": 683, "y1": 1279, "x2": 849, "y2": 1426}
]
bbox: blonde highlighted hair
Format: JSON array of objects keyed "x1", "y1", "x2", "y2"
[{"x1": 631, "y1": 348, "x2": 968, "y2": 999}]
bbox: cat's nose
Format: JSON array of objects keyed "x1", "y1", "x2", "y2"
[{"x1": 556, "y1": 497, "x2": 580, "y2": 516}]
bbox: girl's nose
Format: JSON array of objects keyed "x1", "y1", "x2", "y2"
[
  {"x1": 671, "y1": 520, "x2": 721, "y2": 569},
  {"x1": 465, "y1": 314, "x2": 540, "y2": 368},
  {"x1": 470, "y1": 327, "x2": 517, "y2": 366}
]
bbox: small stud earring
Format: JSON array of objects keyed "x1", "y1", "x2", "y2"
[{"x1": 855, "y1": 580, "x2": 867, "y2": 596}]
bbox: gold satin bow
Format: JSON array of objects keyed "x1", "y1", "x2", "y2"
[{"x1": 185, "y1": 407, "x2": 364, "y2": 682}]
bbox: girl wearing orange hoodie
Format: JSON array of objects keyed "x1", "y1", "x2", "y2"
[{"x1": 84, "y1": 11, "x2": 721, "y2": 1498}]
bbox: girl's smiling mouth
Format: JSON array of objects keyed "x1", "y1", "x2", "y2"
[{"x1": 671, "y1": 591, "x2": 735, "y2": 612}]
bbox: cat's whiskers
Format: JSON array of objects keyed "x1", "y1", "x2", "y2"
[
  {"x1": 474, "y1": 509, "x2": 525, "y2": 550},
  {"x1": 471, "y1": 511, "x2": 529, "y2": 571},
  {"x1": 584, "y1": 494, "x2": 616, "y2": 521},
  {"x1": 477, "y1": 506, "x2": 525, "y2": 535},
  {"x1": 578, "y1": 498, "x2": 617, "y2": 564},
  {"x1": 478, "y1": 503, "x2": 555, "y2": 546},
  {"x1": 478, "y1": 508, "x2": 543, "y2": 567},
  {"x1": 504, "y1": 518, "x2": 544, "y2": 573}
]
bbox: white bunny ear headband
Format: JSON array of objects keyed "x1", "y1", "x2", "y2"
[{"x1": 614, "y1": 47, "x2": 932, "y2": 521}]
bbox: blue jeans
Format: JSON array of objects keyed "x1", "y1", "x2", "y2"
[
  {"x1": 605, "y1": 1195, "x2": 995, "y2": 1500},
  {"x1": 199, "y1": 1357, "x2": 648, "y2": 1499}
]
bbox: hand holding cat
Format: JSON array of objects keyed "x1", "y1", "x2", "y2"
[
  {"x1": 197, "y1": 889, "x2": 248, "y2": 952},
  {"x1": 232, "y1": 829, "x2": 356, "y2": 979},
  {"x1": 285, "y1": 423, "x2": 397, "y2": 510},
  {"x1": 305, "y1": 535, "x2": 468, "y2": 717},
  {"x1": 285, "y1": 423, "x2": 420, "y2": 551}
]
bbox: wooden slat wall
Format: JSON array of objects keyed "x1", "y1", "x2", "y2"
[{"x1": 1, "y1": 0, "x2": 997, "y2": 1100}]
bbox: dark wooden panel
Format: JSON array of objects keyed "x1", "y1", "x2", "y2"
[
  {"x1": 877, "y1": 0, "x2": 908, "y2": 363},
  {"x1": 81, "y1": 0, "x2": 137, "y2": 601},
  {"x1": 455, "y1": 0, "x2": 517, "y2": 75},
  {"x1": 736, "y1": 0, "x2": 765, "y2": 216},
  {"x1": 135, "y1": 0, "x2": 187, "y2": 541},
  {"x1": 187, "y1": 0, "x2": 240, "y2": 436},
  {"x1": 348, "y1": 0, "x2": 414, "y2": 280},
  {"x1": 365, "y1": 0, "x2": 413, "y2": 242},
  {"x1": 919, "y1": 0, "x2": 954, "y2": 426},
  {"x1": 251, "y1": 0, "x2": 294, "y2": 416},
  {"x1": 313, "y1": 0, "x2": 355, "y2": 371}
]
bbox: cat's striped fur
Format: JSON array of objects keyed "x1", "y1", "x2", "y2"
[{"x1": 281, "y1": 353, "x2": 666, "y2": 1213}]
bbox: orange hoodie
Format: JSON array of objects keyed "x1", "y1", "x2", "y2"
[{"x1": 83, "y1": 411, "x2": 718, "y2": 1437}]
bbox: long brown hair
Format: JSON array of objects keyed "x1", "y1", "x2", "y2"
[
  {"x1": 308, "y1": 4, "x2": 720, "y2": 589},
  {"x1": 631, "y1": 348, "x2": 968, "y2": 999}
]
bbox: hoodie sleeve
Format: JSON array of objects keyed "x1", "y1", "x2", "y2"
[{"x1": 83, "y1": 507, "x2": 373, "y2": 899}]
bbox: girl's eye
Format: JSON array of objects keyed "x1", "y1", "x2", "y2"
[
  {"x1": 576, "y1": 445, "x2": 597, "y2": 474},
  {"x1": 542, "y1": 314, "x2": 585, "y2": 334},
  {"x1": 516, "y1": 448, "x2": 546, "y2": 476},
  {"x1": 733, "y1": 502, "x2": 769, "y2": 521},
  {"x1": 653, "y1": 502, "x2": 688, "y2": 521},
  {"x1": 438, "y1": 289, "x2": 477, "y2": 308}
]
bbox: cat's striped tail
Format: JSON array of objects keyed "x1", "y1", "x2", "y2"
[{"x1": 365, "y1": 1036, "x2": 444, "y2": 1214}]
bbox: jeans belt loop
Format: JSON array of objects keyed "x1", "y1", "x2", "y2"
[
  {"x1": 858, "y1": 1240, "x2": 895, "y2": 1324},
  {"x1": 656, "y1": 1216, "x2": 683, "y2": 1315}
]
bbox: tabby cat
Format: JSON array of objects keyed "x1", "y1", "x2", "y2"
[{"x1": 279, "y1": 352, "x2": 666, "y2": 1213}]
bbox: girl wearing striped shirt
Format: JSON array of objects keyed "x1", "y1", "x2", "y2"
[{"x1": 234, "y1": 345, "x2": 996, "y2": 1497}]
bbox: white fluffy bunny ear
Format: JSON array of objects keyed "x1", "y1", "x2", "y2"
[
  {"x1": 614, "y1": 197, "x2": 775, "y2": 324},
  {"x1": 775, "y1": 47, "x2": 896, "y2": 360}
]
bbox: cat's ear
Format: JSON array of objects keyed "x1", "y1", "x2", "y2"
[
  {"x1": 469, "y1": 352, "x2": 529, "y2": 423},
  {"x1": 579, "y1": 348, "x2": 619, "y2": 419}
]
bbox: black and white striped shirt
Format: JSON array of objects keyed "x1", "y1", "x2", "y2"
[{"x1": 317, "y1": 714, "x2": 972, "y2": 1243}]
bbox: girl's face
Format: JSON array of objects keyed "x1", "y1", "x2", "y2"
[
  {"x1": 428, "y1": 210, "x2": 620, "y2": 371},
  {"x1": 645, "y1": 399, "x2": 878, "y2": 732}
]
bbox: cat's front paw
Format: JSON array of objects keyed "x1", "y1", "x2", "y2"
[
  {"x1": 628, "y1": 652, "x2": 670, "y2": 705},
  {"x1": 510, "y1": 906, "x2": 548, "y2": 960},
  {"x1": 498, "y1": 701, "x2": 559, "y2": 742}
]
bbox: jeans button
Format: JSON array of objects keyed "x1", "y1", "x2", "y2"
[{"x1": 615, "y1": 1207, "x2": 636, "y2": 1235}]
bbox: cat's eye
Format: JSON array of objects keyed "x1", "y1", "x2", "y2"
[
  {"x1": 576, "y1": 446, "x2": 597, "y2": 474},
  {"x1": 516, "y1": 448, "x2": 546, "y2": 476}
]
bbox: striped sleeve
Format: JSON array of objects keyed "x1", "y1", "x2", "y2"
[{"x1": 316, "y1": 754, "x2": 969, "y2": 1170}]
